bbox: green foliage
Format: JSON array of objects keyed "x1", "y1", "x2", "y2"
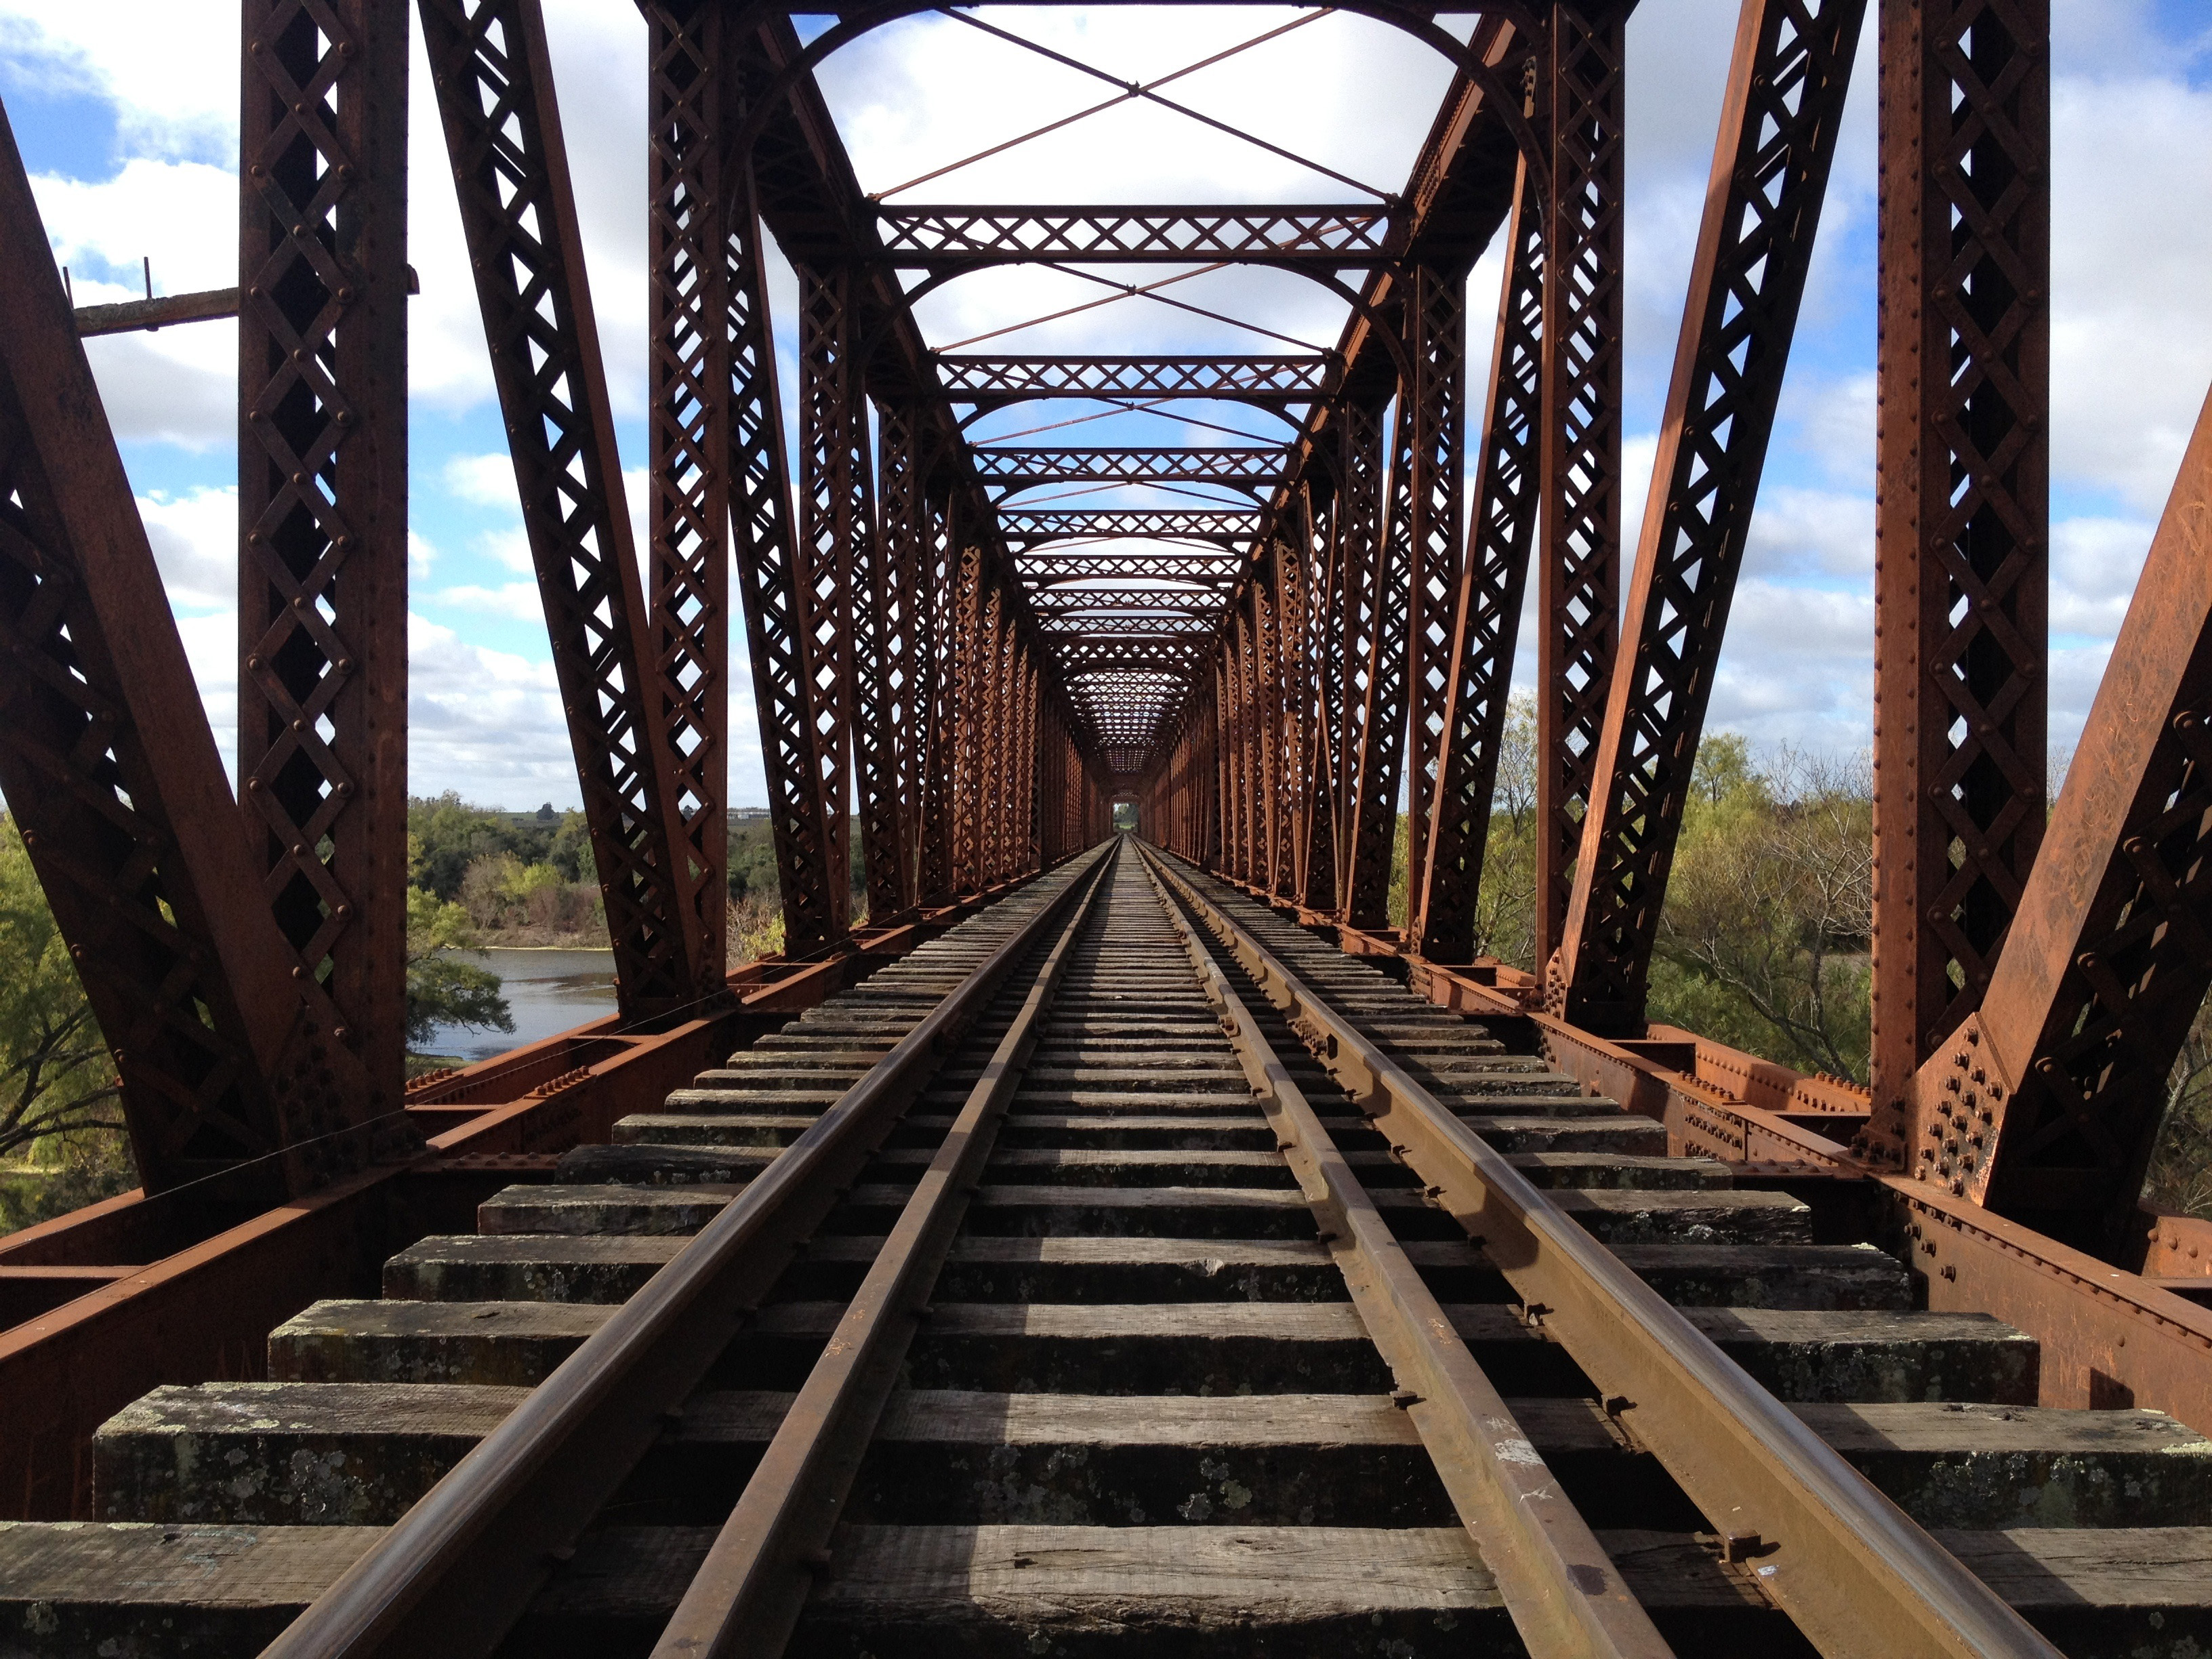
[
  {"x1": 1648, "y1": 745, "x2": 1871, "y2": 1081},
  {"x1": 407, "y1": 792, "x2": 589, "y2": 901},
  {"x1": 0, "y1": 819, "x2": 126, "y2": 1164},
  {"x1": 726, "y1": 815, "x2": 781, "y2": 903},
  {"x1": 2145, "y1": 997, "x2": 2212, "y2": 1219},
  {"x1": 0, "y1": 816, "x2": 136, "y2": 1230},
  {"x1": 404, "y1": 833, "x2": 512, "y2": 1051}
]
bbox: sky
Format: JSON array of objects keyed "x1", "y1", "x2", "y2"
[{"x1": 1, "y1": 0, "x2": 2209, "y2": 809}]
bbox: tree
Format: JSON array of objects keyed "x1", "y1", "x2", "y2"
[
  {"x1": 0, "y1": 818, "x2": 125, "y2": 1162},
  {"x1": 1649, "y1": 745, "x2": 1872, "y2": 1081},
  {"x1": 405, "y1": 837, "x2": 513, "y2": 1051}
]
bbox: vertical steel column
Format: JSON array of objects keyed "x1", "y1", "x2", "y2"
[
  {"x1": 239, "y1": 0, "x2": 409, "y2": 1097},
  {"x1": 1300, "y1": 483, "x2": 1345, "y2": 909},
  {"x1": 0, "y1": 111, "x2": 376, "y2": 1197},
  {"x1": 1414, "y1": 171, "x2": 1544, "y2": 963},
  {"x1": 946, "y1": 541, "x2": 986, "y2": 894},
  {"x1": 794, "y1": 263, "x2": 864, "y2": 933},
  {"x1": 916, "y1": 501, "x2": 960, "y2": 907},
  {"x1": 1556, "y1": 0, "x2": 1867, "y2": 1029},
  {"x1": 1536, "y1": 0, "x2": 1629, "y2": 969},
  {"x1": 419, "y1": 0, "x2": 705, "y2": 1010},
  {"x1": 876, "y1": 407, "x2": 928, "y2": 909},
  {"x1": 1396, "y1": 265, "x2": 1473, "y2": 953},
  {"x1": 1910, "y1": 389, "x2": 2212, "y2": 1243},
  {"x1": 836, "y1": 386, "x2": 907, "y2": 923},
  {"x1": 1338, "y1": 399, "x2": 1401, "y2": 926},
  {"x1": 718, "y1": 51, "x2": 841, "y2": 952},
  {"x1": 979, "y1": 586, "x2": 1008, "y2": 886},
  {"x1": 646, "y1": 0, "x2": 728, "y2": 981},
  {"x1": 1869, "y1": 0, "x2": 2050, "y2": 1145},
  {"x1": 1271, "y1": 527, "x2": 1309, "y2": 896}
]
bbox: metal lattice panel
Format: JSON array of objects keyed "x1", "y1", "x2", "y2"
[
  {"x1": 1556, "y1": 0, "x2": 1866, "y2": 1028},
  {"x1": 646, "y1": 0, "x2": 729, "y2": 980},
  {"x1": 1534, "y1": 1, "x2": 1629, "y2": 968},
  {"x1": 1000, "y1": 510, "x2": 1261, "y2": 548},
  {"x1": 876, "y1": 206, "x2": 1393, "y2": 264},
  {"x1": 1395, "y1": 265, "x2": 1471, "y2": 949},
  {"x1": 939, "y1": 356, "x2": 1330, "y2": 405},
  {"x1": 239, "y1": 0, "x2": 409, "y2": 1094},
  {"x1": 0, "y1": 127, "x2": 376, "y2": 1195},
  {"x1": 421, "y1": 0, "x2": 704, "y2": 1010},
  {"x1": 1413, "y1": 167, "x2": 1544, "y2": 962},
  {"x1": 1870, "y1": 0, "x2": 2051, "y2": 1120}
]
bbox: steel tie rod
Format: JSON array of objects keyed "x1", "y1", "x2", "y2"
[
  {"x1": 1135, "y1": 842, "x2": 2064, "y2": 1659},
  {"x1": 650, "y1": 843, "x2": 1118, "y2": 1655},
  {"x1": 259, "y1": 841, "x2": 1118, "y2": 1659},
  {"x1": 1134, "y1": 846, "x2": 1675, "y2": 1659}
]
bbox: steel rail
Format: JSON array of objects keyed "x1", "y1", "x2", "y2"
[
  {"x1": 258, "y1": 842, "x2": 1114, "y2": 1659},
  {"x1": 649, "y1": 846, "x2": 1115, "y2": 1656},
  {"x1": 1139, "y1": 844, "x2": 2064, "y2": 1659},
  {"x1": 1134, "y1": 846, "x2": 1674, "y2": 1659}
]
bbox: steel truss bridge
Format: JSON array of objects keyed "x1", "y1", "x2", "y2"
[{"x1": 4, "y1": 0, "x2": 2212, "y2": 1655}]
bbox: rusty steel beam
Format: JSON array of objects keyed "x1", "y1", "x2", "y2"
[
  {"x1": 1535, "y1": 1, "x2": 1631, "y2": 970},
  {"x1": 1904, "y1": 388, "x2": 2212, "y2": 1250},
  {"x1": 876, "y1": 205, "x2": 1391, "y2": 266},
  {"x1": 1555, "y1": 0, "x2": 1867, "y2": 1031},
  {"x1": 1019, "y1": 554, "x2": 1242, "y2": 590},
  {"x1": 1868, "y1": 0, "x2": 2051, "y2": 1131},
  {"x1": 1411, "y1": 163, "x2": 1543, "y2": 962},
  {"x1": 419, "y1": 0, "x2": 708, "y2": 1013},
  {"x1": 876, "y1": 402, "x2": 929, "y2": 914},
  {"x1": 795, "y1": 262, "x2": 869, "y2": 934},
  {"x1": 0, "y1": 107, "x2": 380, "y2": 1199},
  {"x1": 1335, "y1": 401, "x2": 1394, "y2": 922},
  {"x1": 645, "y1": 0, "x2": 730, "y2": 981},
  {"x1": 1394, "y1": 262, "x2": 1472, "y2": 951},
  {"x1": 237, "y1": 0, "x2": 411, "y2": 1115},
  {"x1": 74, "y1": 286, "x2": 241, "y2": 337},
  {"x1": 718, "y1": 37, "x2": 845, "y2": 954},
  {"x1": 940, "y1": 355, "x2": 1330, "y2": 407},
  {"x1": 972, "y1": 447, "x2": 1286, "y2": 487},
  {"x1": 1000, "y1": 508, "x2": 1261, "y2": 548},
  {"x1": 1298, "y1": 483, "x2": 1344, "y2": 910}
]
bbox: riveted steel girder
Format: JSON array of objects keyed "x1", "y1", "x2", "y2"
[
  {"x1": 1555, "y1": 0, "x2": 1866, "y2": 1029},
  {"x1": 1411, "y1": 161, "x2": 1543, "y2": 962},
  {"x1": 1535, "y1": 1, "x2": 1631, "y2": 970},
  {"x1": 974, "y1": 447, "x2": 1287, "y2": 488},
  {"x1": 941, "y1": 355, "x2": 1330, "y2": 408},
  {"x1": 1909, "y1": 389, "x2": 2212, "y2": 1251},
  {"x1": 238, "y1": 0, "x2": 410, "y2": 1109},
  {"x1": 421, "y1": 0, "x2": 709, "y2": 1012},
  {"x1": 644, "y1": 0, "x2": 730, "y2": 979},
  {"x1": 1868, "y1": 0, "x2": 2051, "y2": 1130},
  {"x1": 999, "y1": 509, "x2": 1261, "y2": 548},
  {"x1": 0, "y1": 107, "x2": 382, "y2": 1198},
  {"x1": 876, "y1": 206, "x2": 1392, "y2": 266}
]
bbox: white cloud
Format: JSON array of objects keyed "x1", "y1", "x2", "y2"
[
  {"x1": 137, "y1": 485, "x2": 235, "y2": 611},
  {"x1": 433, "y1": 581, "x2": 545, "y2": 622},
  {"x1": 443, "y1": 453, "x2": 523, "y2": 510},
  {"x1": 408, "y1": 613, "x2": 581, "y2": 804},
  {"x1": 2049, "y1": 71, "x2": 2212, "y2": 512},
  {"x1": 0, "y1": 3, "x2": 236, "y2": 161},
  {"x1": 1744, "y1": 485, "x2": 1874, "y2": 581}
]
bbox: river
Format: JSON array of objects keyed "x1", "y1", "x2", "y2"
[{"x1": 419, "y1": 947, "x2": 620, "y2": 1061}]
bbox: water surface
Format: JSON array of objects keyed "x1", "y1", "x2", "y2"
[{"x1": 422, "y1": 947, "x2": 619, "y2": 1061}]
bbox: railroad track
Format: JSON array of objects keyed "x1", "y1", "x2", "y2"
[{"x1": 4, "y1": 835, "x2": 2209, "y2": 1656}]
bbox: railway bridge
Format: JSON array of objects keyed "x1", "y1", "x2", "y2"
[{"x1": 3, "y1": 0, "x2": 2212, "y2": 1654}]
